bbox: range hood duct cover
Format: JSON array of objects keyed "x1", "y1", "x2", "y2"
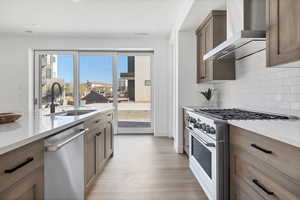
[{"x1": 204, "y1": 0, "x2": 266, "y2": 61}]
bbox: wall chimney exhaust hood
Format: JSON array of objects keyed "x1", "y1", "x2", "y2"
[{"x1": 204, "y1": 0, "x2": 266, "y2": 61}]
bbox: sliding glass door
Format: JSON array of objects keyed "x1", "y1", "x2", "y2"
[{"x1": 34, "y1": 50, "x2": 153, "y2": 134}]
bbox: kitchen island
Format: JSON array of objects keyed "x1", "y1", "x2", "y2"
[
  {"x1": 0, "y1": 106, "x2": 114, "y2": 155},
  {"x1": 0, "y1": 106, "x2": 114, "y2": 200}
]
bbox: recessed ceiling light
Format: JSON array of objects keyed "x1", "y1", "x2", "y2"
[
  {"x1": 72, "y1": 0, "x2": 80, "y2": 2},
  {"x1": 25, "y1": 30, "x2": 33, "y2": 34}
]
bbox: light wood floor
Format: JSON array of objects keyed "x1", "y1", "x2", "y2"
[{"x1": 87, "y1": 135, "x2": 208, "y2": 200}]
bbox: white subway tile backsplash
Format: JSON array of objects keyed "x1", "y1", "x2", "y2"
[{"x1": 214, "y1": 50, "x2": 300, "y2": 117}]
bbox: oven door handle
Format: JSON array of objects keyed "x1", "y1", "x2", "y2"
[
  {"x1": 197, "y1": 136, "x2": 215, "y2": 147},
  {"x1": 188, "y1": 128, "x2": 215, "y2": 147}
]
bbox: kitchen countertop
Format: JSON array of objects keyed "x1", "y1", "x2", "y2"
[
  {"x1": 0, "y1": 106, "x2": 114, "y2": 155},
  {"x1": 183, "y1": 106, "x2": 300, "y2": 148},
  {"x1": 228, "y1": 120, "x2": 300, "y2": 148}
]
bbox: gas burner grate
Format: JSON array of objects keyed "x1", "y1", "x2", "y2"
[{"x1": 194, "y1": 109, "x2": 290, "y2": 120}]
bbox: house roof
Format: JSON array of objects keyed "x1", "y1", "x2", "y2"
[
  {"x1": 90, "y1": 81, "x2": 113, "y2": 88},
  {"x1": 81, "y1": 91, "x2": 108, "y2": 103}
]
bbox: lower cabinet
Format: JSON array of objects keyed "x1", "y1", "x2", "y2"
[
  {"x1": 0, "y1": 140, "x2": 44, "y2": 200},
  {"x1": 105, "y1": 121, "x2": 113, "y2": 158},
  {"x1": 230, "y1": 126, "x2": 300, "y2": 200},
  {"x1": 183, "y1": 109, "x2": 190, "y2": 156},
  {"x1": 0, "y1": 167, "x2": 44, "y2": 200},
  {"x1": 96, "y1": 127, "x2": 105, "y2": 171},
  {"x1": 85, "y1": 128, "x2": 97, "y2": 186},
  {"x1": 183, "y1": 127, "x2": 189, "y2": 156},
  {"x1": 84, "y1": 111, "x2": 114, "y2": 193}
]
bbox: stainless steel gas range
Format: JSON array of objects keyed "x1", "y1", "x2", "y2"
[{"x1": 185, "y1": 108, "x2": 290, "y2": 200}]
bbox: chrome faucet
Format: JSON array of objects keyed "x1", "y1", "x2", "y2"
[{"x1": 50, "y1": 82, "x2": 63, "y2": 114}]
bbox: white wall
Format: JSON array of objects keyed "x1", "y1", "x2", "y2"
[
  {"x1": 215, "y1": 51, "x2": 300, "y2": 117},
  {"x1": 176, "y1": 31, "x2": 214, "y2": 152},
  {"x1": 0, "y1": 35, "x2": 172, "y2": 137}
]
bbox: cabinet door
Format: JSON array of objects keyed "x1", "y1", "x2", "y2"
[
  {"x1": 267, "y1": 0, "x2": 300, "y2": 66},
  {"x1": 197, "y1": 32, "x2": 206, "y2": 82},
  {"x1": 0, "y1": 167, "x2": 43, "y2": 200},
  {"x1": 183, "y1": 128, "x2": 189, "y2": 156},
  {"x1": 204, "y1": 20, "x2": 213, "y2": 80},
  {"x1": 85, "y1": 130, "x2": 97, "y2": 186},
  {"x1": 96, "y1": 128, "x2": 105, "y2": 171},
  {"x1": 105, "y1": 122, "x2": 113, "y2": 158}
]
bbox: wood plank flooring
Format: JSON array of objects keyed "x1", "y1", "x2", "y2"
[{"x1": 87, "y1": 135, "x2": 208, "y2": 200}]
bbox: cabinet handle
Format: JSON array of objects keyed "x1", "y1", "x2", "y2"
[
  {"x1": 252, "y1": 179, "x2": 274, "y2": 195},
  {"x1": 251, "y1": 144, "x2": 272, "y2": 154},
  {"x1": 96, "y1": 132, "x2": 102, "y2": 136},
  {"x1": 4, "y1": 157, "x2": 34, "y2": 174},
  {"x1": 200, "y1": 76, "x2": 205, "y2": 79},
  {"x1": 94, "y1": 120, "x2": 100, "y2": 124}
]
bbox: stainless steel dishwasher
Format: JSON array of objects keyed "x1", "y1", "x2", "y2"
[{"x1": 44, "y1": 123, "x2": 88, "y2": 200}]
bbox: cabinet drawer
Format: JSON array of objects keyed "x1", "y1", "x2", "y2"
[
  {"x1": 0, "y1": 140, "x2": 44, "y2": 192},
  {"x1": 0, "y1": 167, "x2": 44, "y2": 200},
  {"x1": 84, "y1": 114, "x2": 106, "y2": 131},
  {"x1": 233, "y1": 154, "x2": 300, "y2": 200},
  {"x1": 232, "y1": 175, "x2": 265, "y2": 200},
  {"x1": 230, "y1": 126, "x2": 300, "y2": 182}
]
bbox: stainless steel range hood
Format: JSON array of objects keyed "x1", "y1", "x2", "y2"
[{"x1": 204, "y1": 0, "x2": 266, "y2": 61}]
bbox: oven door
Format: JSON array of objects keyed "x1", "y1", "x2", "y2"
[{"x1": 189, "y1": 128, "x2": 216, "y2": 200}]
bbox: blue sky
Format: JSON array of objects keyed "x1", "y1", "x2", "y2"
[{"x1": 57, "y1": 55, "x2": 128, "y2": 84}]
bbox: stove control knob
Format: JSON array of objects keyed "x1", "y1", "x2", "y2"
[
  {"x1": 205, "y1": 125, "x2": 211, "y2": 132},
  {"x1": 194, "y1": 123, "x2": 200, "y2": 129},
  {"x1": 208, "y1": 127, "x2": 216, "y2": 134},
  {"x1": 200, "y1": 123, "x2": 206, "y2": 130},
  {"x1": 189, "y1": 118, "x2": 196, "y2": 124}
]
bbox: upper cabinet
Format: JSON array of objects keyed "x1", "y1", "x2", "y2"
[
  {"x1": 196, "y1": 11, "x2": 235, "y2": 83},
  {"x1": 267, "y1": 0, "x2": 300, "y2": 67}
]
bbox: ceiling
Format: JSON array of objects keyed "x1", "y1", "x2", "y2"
[
  {"x1": 180, "y1": 0, "x2": 226, "y2": 32},
  {"x1": 0, "y1": 0, "x2": 186, "y2": 38}
]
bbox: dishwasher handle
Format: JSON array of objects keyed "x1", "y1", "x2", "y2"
[{"x1": 45, "y1": 128, "x2": 89, "y2": 152}]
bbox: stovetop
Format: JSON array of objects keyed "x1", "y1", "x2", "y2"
[{"x1": 194, "y1": 108, "x2": 290, "y2": 120}]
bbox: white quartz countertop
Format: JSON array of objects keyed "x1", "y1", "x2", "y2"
[
  {"x1": 183, "y1": 106, "x2": 300, "y2": 148},
  {"x1": 0, "y1": 106, "x2": 114, "y2": 155},
  {"x1": 228, "y1": 119, "x2": 300, "y2": 148}
]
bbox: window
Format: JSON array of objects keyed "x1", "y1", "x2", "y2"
[
  {"x1": 36, "y1": 53, "x2": 74, "y2": 111},
  {"x1": 79, "y1": 55, "x2": 113, "y2": 108}
]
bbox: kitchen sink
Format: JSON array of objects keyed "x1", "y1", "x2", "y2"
[{"x1": 46, "y1": 109, "x2": 96, "y2": 117}]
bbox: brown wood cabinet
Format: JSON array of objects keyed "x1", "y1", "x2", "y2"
[
  {"x1": 96, "y1": 127, "x2": 105, "y2": 172},
  {"x1": 0, "y1": 140, "x2": 44, "y2": 200},
  {"x1": 105, "y1": 121, "x2": 113, "y2": 159},
  {"x1": 183, "y1": 109, "x2": 190, "y2": 156},
  {"x1": 230, "y1": 126, "x2": 300, "y2": 200},
  {"x1": 84, "y1": 128, "x2": 97, "y2": 187},
  {"x1": 267, "y1": 0, "x2": 300, "y2": 66},
  {"x1": 84, "y1": 111, "x2": 114, "y2": 194},
  {"x1": 196, "y1": 11, "x2": 235, "y2": 82}
]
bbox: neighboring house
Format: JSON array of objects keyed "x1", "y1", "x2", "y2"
[
  {"x1": 80, "y1": 81, "x2": 113, "y2": 98},
  {"x1": 90, "y1": 81, "x2": 113, "y2": 89},
  {"x1": 81, "y1": 90, "x2": 109, "y2": 104},
  {"x1": 120, "y1": 56, "x2": 151, "y2": 103}
]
